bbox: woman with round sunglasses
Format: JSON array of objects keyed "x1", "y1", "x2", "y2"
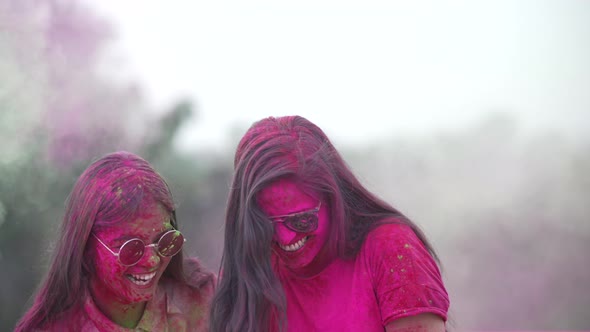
[
  {"x1": 15, "y1": 151, "x2": 215, "y2": 332},
  {"x1": 210, "y1": 116, "x2": 450, "y2": 332}
]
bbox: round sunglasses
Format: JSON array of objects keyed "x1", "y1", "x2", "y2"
[
  {"x1": 92, "y1": 229, "x2": 185, "y2": 266},
  {"x1": 268, "y1": 202, "x2": 321, "y2": 233}
]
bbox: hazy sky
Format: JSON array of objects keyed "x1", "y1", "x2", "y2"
[{"x1": 88, "y1": 0, "x2": 590, "y2": 152}]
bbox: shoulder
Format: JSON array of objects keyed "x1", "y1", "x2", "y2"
[
  {"x1": 183, "y1": 257, "x2": 217, "y2": 292},
  {"x1": 361, "y1": 220, "x2": 450, "y2": 324},
  {"x1": 363, "y1": 220, "x2": 425, "y2": 254},
  {"x1": 161, "y1": 257, "x2": 216, "y2": 310},
  {"x1": 362, "y1": 220, "x2": 441, "y2": 284},
  {"x1": 159, "y1": 258, "x2": 217, "y2": 331},
  {"x1": 35, "y1": 307, "x2": 91, "y2": 332}
]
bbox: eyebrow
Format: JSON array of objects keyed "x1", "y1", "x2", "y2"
[
  {"x1": 111, "y1": 226, "x2": 175, "y2": 244},
  {"x1": 269, "y1": 203, "x2": 320, "y2": 218}
]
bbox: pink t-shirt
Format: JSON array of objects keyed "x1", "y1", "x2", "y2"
[{"x1": 274, "y1": 223, "x2": 449, "y2": 331}]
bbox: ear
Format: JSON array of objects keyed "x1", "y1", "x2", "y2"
[{"x1": 170, "y1": 210, "x2": 178, "y2": 228}]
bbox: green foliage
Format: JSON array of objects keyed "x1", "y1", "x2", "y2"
[{"x1": 0, "y1": 2, "x2": 215, "y2": 330}]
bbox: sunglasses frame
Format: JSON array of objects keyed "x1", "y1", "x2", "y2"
[
  {"x1": 92, "y1": 229, "x2": 186, "y2": 266},
  {"x1": 269, "y1": 201, "x2": 322, "y2": 233}
]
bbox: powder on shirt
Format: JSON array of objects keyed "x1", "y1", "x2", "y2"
[{"x1": 274, "y1": 222, "x2": 449, "y2": 331}]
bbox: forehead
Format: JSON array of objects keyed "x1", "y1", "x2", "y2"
[
  {"x1": 97, "y1": 201, "x2": 172, "y2": 239},
  {"x1": 257, "y1": 178, "x2": 317, "y2": 215}
]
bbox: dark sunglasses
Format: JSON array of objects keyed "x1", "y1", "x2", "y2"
[
  {"x1": 268, "y1": 202, "x2": 321, "y2": 233},
  {"x1": 92, "y1": 229, "x2": 185, "y2": 266}
]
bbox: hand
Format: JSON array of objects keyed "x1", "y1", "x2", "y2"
[{"x1": 385, "y1": 313, "x2": 445, "y2": 332}]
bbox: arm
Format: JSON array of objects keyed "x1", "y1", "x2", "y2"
[
  {"x1": 385, "y1": 313, "x2": 445, "y2": 332},
  {"x1": 365, "y1": 223, "x2": 450, "y2": 328}
]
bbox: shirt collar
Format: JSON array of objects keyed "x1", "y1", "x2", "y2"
[{"x1": 84, "y1": 286, "x2": 168, "y2": 332}]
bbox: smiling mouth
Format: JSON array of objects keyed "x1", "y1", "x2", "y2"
[
  {"x1": 279, "y1": 236, "x2": 309, "y2": 252},
  {"x1": 126, "y1": 271, "x2": 157, "y2": 286}
]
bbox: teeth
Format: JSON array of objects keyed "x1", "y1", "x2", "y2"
[
  {"x1": 280, "y1": 237, "x2": 308, "y2": 252},
  {"x1": 127, "y1": 272, "x2": 156, "y2": 285}
]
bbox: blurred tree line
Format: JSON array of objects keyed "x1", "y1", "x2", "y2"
[
  {"x1": 1, "y1": 1, "x2": 589, "y2": 331},
  {"x1": 0, "y1": 1, "x2": 231, "y2": 330}
]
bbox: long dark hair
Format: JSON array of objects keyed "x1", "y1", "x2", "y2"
[
  {"x1": 210, "y1": 116, "x2": 438, "y2": 332},
  {"x1": 15, "y1": 151, "x2": 186, "y2": 331}
]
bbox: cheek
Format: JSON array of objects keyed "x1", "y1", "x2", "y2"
[
  {"x1": 91, "y1": 251, "x2": 131, "y2": 299},
  {"x1": 315, "y1": 208, "x2": 331, "y2": 238},
  {"x1": 94, "y1": 249, "x2": 124, "y2": 278},
  {"x1": 160, "y1": 257, "x2": 172, "y2": 272}
]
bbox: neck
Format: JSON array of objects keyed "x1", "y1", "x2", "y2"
[
  {"x1": 283, "y1": 244, "x2": 337, "y2": 278},
  {"x1": 89, "y1": 280, "x2": 147, "y2": 328}
]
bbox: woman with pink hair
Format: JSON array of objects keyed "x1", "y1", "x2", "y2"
[
  {"x1": 15, "y1": 151, "x2": 214, "y2": 331},
  {"x1": 210, "y1": 116, "x2": 449, "y2": 332}
]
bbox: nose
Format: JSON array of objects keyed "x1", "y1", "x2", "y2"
[
  {"x1": 274, "y1": 223, "x2": 298, "y2": 245},
  {"x1": 140, "y1": 244, "x2": 161, "y2": 267}
]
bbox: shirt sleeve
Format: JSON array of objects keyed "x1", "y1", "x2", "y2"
[{"x1": 364, "y1": 222, "x2": 450, "y2": 325}]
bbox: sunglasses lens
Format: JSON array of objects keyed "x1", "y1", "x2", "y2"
[
  {"x1": 158, "y1": 230, "x2": 184, "y2": 257},
  {"x1": 287, "y1": 213, "x2": 318, "y2": 233},
  {"x1": 119, "y1": 239, "x2": 145, "y2": 265}
]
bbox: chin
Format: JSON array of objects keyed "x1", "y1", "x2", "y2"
[
  {"x1": 277, "y1": 252, "x2": 316, "y2": 271},
  {"x1": 134, "y1": 292, "x2": 155, "y2": 303},
  {"x1": 119, "y1": 279, "x2": 160, "y2": 303}
]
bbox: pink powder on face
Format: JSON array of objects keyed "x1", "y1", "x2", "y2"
[
  {"x1": 257, "y1": 178, "x2": 332, "y2": 276},
  {"x1": 89, "y1": 201, "x2": 173, "y2": 307}
]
